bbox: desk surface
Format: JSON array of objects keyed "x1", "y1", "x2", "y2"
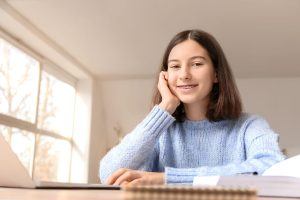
[{"x1": 0, "y1": 188, "x2": 299, "y2": 200}]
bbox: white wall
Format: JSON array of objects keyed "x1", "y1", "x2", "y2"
[
  {"x1": 98, "y1": 79, "x2": 155, "y2": 150},
  {"x1": 87, "y1": 78, "x2": 155, "y2": 183},
  {"x1": 88, "y1": 80, "x2": 108, "y2": 183},
  {"x1": 94, "y1": 77, "x2": 300, "y2": 164}
]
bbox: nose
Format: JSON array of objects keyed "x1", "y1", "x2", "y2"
[{"x1": 179, "y1": 66, "x2": 192, "y2": 81}]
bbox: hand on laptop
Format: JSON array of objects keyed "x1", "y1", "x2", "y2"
[{"x1": 106, "y1": 168, "x2": 164, "y2": 186}]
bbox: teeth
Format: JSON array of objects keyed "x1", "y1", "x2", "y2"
[{"x1": 181, "y1": 86, "x2": 194, "y2": 89}]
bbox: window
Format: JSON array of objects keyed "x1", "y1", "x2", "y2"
[{"x1": 0, "y1": 38, "x2": 76, "y2": 182}]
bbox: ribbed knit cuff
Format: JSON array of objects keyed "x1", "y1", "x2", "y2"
[
  {"x1": 139, "y1": 105, "x2": 175, "y2": 137},
  {"x1": 165, "y1": 167, "x2": 205, "y2": 184}
]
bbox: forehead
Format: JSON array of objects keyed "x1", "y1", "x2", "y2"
[{"x1": 168, "y1": 39, "x2": 209, "y2": 61}]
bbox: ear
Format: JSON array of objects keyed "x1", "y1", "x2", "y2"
[{"x1": 213, "y1": 72, "x2": 218, "y2": 83}]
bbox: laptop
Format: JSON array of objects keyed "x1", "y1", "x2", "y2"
[{"x1": 0, "y1": 134, "x2": 120, "y2": 189}]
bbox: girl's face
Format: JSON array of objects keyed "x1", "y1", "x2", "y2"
[{"x1": 167, "y1": 39, "x2": 218, "y2": 105}]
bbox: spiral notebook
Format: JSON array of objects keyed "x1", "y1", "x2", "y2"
[
  {"x1": 123, "y1": 185, "x2": 257, "y2": 200},
  {"x1": 193, "y1": 155, "x2": 300, "y2": 198}
]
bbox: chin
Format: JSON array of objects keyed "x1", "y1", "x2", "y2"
[{"x1": 178, "y1": 96, "x2": 199, "y2": 104}]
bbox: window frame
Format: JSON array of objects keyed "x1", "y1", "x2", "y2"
[{"x1": 0, "y1": 29, "x2": 78, "y2": 182}]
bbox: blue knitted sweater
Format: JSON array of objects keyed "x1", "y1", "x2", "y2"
[{"x1": 99, "y1": 105, "x2": 285, "y2": 184}]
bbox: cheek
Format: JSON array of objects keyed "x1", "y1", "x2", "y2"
[
  {"x1": 167, "y1": 74, "x2": 178, "y2": 92},
  {"x1": 202, "y1": 68, "x2": 216, "y2": 84},
  {"x1": 167, "y1": 73, "x2": 176, "y2": 86}
]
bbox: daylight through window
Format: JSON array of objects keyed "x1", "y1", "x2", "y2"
[{"x1": 0, "y1": 38, "x2": 76, "y2": 182}]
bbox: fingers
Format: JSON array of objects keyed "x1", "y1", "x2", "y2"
[
  {"x1": 119, "y1": 172, "x2": 165, "y2": 188},
  {"x1": 120, "y1": 181, "x2": 129, "y2": 187},
  {"x1": 158, "y1": 71, "x2": 169, "y2": 93},
  {"x1": 159, "y1": 71, "x2": 167, "y2": 80},
  {"x1": 106, "y1": 168, "x2": 143, "y2": 186},
  {"x1": 158, "y1": 71, "x2": 167, "y2": 84},
  {"x1": 164, "y1": 72, "x2": 168, "y2": 80},
  {"x1": 106, "y1": 168, "x2": 128, "y2": 185},
  {"x1": 114, "y1": 170, "x2": 141, "y2": 186},
  {"x1": 127, "y1": 178, "x2": 144, "y2": 187}
]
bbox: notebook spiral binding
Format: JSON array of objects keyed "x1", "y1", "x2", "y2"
[{"x1": 123, "y1": 185, "x2": 257, "y2": 200}]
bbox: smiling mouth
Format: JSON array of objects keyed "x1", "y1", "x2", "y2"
[{"x1": 177, "y1": 84, "x2": 198, "y2": 89}]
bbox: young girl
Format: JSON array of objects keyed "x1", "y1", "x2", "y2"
[{"x1": 99, "y1": 29, "x2": 285, "y2": 186}]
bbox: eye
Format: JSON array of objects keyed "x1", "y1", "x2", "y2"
[
  {"x1": 169, "y1": 65, "x2": 180, "y2": 69},
  {"x1": 193, "y1": 62, "x2": 204, "y2": 67}
]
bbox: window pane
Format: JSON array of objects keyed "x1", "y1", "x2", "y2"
[
  {"x1": 0, "y1": 124, "x2": 10, "y2": 142},
  {"x1": 38, "y1": 71, "x2": 75, "y2": 137},
  {"x1": 0, "y1": 38, "x2": 39, "y2": 123},
  {"x1": 34, "y1": 135, "x2": 71, "y2": 182},
  {"x1": 0, "y1": 125, "x2": 35, "y2": 174}
]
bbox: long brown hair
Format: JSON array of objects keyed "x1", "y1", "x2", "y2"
[{"x1": 151, "y1": 29, "x2": 242, "y2": 122}]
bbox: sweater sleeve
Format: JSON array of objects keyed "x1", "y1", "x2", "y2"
[
  {"x1": 165, "y1": 116, "x2": 285, "y2": 184},
  {"x1": 99, "y1": 105, "x2": 175, "y2": 183}
]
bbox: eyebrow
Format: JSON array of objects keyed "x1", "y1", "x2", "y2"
[{"x1": 168, "y1": 56, "x2": 206, "y2": 63}]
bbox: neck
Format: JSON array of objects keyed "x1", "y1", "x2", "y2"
[{"x1": 184, "y1": 100, "x2": 208, "y2": 121}]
